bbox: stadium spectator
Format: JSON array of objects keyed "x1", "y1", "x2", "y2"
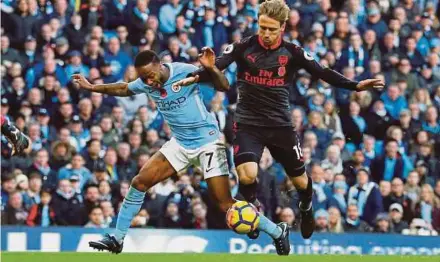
[
  {"x1": 52, "y1": 179, "x2": 85, "y2": 225},
  {"x1": 389, "y1": 203, "x2": 409, "y2": 233},
  {"x1": 278, "y1": 207, "x2": 297, "y2": 231},
  {"x1": 26, "y1": 189, "x2": 55, "y2": 226},
  {"x1": 374, "y1": 212, "x2": 392, "y2": 233},
  {"x1": 347, "y1": 168, "x2": 383, "y2": 226},
  {"x1": 1, "y1": 191, "x2": 28, "y2": 225},
  {"x1": 100, "y1": 200, "x2": 116, "y2": 228},
  {"x1": 58, "y1": 153, "x2": 92, "y2": 189},
  {"x1": 22, "y1": 172, "x2": 43, "y2": 209},
  {"x1": 85, "y1": 206, "x2": 106, "y2": 228},
  {"x1": 314, "y1": 209, "x2": 329, "y2": 233},
  {"x1": 343, "y1": 204, "x2": 372, "y2": 233},
  {"x1": 327, "y1": 207, "x2": 344, "y2": 233},
  {"x1": 387, "y1": 177, "x2": 415, "y2": 223}
]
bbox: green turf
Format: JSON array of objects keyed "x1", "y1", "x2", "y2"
[{"x1": 2, "y1": 253, "x2": 439, "y2": 262}]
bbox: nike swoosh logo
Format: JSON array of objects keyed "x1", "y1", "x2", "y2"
[{"x1": 205, "y1": 167, "x2": 214, "y2": 173}]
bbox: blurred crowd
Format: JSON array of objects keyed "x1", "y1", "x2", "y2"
[{"x1": 1, "y1": 0, "x2": 440, "y2": 235}]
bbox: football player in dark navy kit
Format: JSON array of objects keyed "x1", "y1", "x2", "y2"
[{"x1": 174, "y1": 0, "x2": 384, "y2": 240}]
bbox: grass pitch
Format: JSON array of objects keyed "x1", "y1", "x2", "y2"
[{"x1": 2, "y1": 253, "x2": 439, "y2": 262}]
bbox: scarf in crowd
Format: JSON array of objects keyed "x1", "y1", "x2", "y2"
[
  {"x1": 348, "y1": 182, "x2": 375, "y2": 217},
  {"x1": 313, "y1": 180, "x2": 328, "y2": 203},
  {"x1": 133, "y1": 7, "x2": 149, "y2": 22},
  {"x1": 348, "y1": 46, "x2": 365, "y2": 68},
  {"x1": 420, "y1": 201, "x2": 433, "y2": 224},
  {"x1": 114, "y1": 0, "x2": 127, "y2": 11}
]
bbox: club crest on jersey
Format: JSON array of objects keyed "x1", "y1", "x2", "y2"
[
  {"x1": 172, "y1": 84, "x2": 181, "y2": 93},
  {"x1": 278, "y1": 55, "x2": 288, "y2": 66}
]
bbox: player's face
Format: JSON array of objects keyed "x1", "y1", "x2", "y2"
[
  {"x1": 258, "y1": 15, "x2": 285, "y2": 46},
  {"x1": 137, "y1": 63, "x2": 163, "y2": 88}
]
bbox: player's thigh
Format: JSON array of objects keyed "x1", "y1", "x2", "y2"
[
  {"x1": 159, "y1": 137, "x2": 191, "y2": 173},
  {"x1": 233, "y1": 124, "x2": 265, "y2": 182},
  {"x1": 268, "y1": 129, "x2": 305, "y2": 177},
  {"x1": 134, "y1": 151, "x2": 177, "y2": 190},
  {"x1": 206, "y1": 175, "x2": 235, "y2": 212},
  {"x1": 197, "y1": 140, "x2": 229, "y2": 180}
]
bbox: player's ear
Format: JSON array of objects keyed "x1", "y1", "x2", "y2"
[{"x1": 280, "y1": 22, "x2": 286, "y2": 32}]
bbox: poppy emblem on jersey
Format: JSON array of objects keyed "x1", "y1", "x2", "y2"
[
  {"x1": 278, "y1": 55, "x2": 288, "y2": 76},
  {"x1": 160, "y1": 89, "x2": 167, "y2": 98},
  {"x1": 172, "y1": 84, "x2": 181, "y2": 93}
]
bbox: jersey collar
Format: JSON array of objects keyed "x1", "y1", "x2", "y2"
[
  {"x1": 164, "y1": 63, "x2": 174, "y2": 84},
  {"x1": 257, "y1": 35, "x2": 282, "y2": 50}
]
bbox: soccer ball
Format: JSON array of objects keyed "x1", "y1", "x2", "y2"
[{"x1": 226, "y1": 201, "x2": 260, "y2": 234}]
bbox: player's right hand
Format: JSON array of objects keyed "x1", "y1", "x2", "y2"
[
  {"x1": 172, "y1": 75, "x2": 199, "y2": 88},
  {"x1": 72, "y1": 74, "x2": 94, "y2": 90}
]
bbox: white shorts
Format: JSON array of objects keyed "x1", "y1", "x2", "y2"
[{"x1": 159, "y1": 138, "x2": 229, "y2": 180}]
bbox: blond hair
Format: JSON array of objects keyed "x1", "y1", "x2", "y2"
[{"x1": 258, "y1": 0, "x2": 290, "y2": 24}]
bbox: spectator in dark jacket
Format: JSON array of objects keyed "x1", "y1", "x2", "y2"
[
  {"x1": 192, "y1": 7, "x2": 228, "y2": 54},
  {"x1": 116, "y1": 142, "x2": 137, "y2": 182},
  {"x1": 51, "y1": 179, "x2": 85, "y2": 225},
  {"x1": 1, "y1": 36, "x2": 22, "y2": 66},
  {"x1": 358, "y1": 6, "x2": 388, "y2": 40},
  {"x1": 26, "y1": 189, "x2": 56, "y2": 226},
  {"x1": 64, "y1": 14, "x2": 87, "y2": 52},
  {"x1": 3, "y1": 0, "x2": 39, "y2": 49},
  {"x1": 161, "y1": 200, "x2": 185, "y2": 228},
  {"x1": 18, "y1": 35, "x2": 42, "y2": 69},
  {"x1": 389, "y1": 203, "x2": 409, "y2": 233},
  {"x1": 46, "y1": 0, "x2": 72, "y2": 29},
  {"x1": 105, "y1": 0, "x2": 130, "y2": 30},
  {"x1": 402, "y1": 36, "x2": 425, "y2": 70},
  {"x1": 341, "y1": 101, "x2": 366, "y2": 148},
  {"x1": 347, "y1": 168, "x2": 383, "y2": 226},
  {"x1": 388, "y1": 177, "x2": 415, "y2": 223},
  {"x1": 1, "y1": 191, "x2": 29, "y2": 225},
  {"x1": 371, "y1": 139, "x2": 405, "y2": 183},
  {"x1": 364, "y1": 100, "x2": 393, "y2": 141},
  {"x1": 79, "y1": 0, "x2": 107, "y2": 31},
  {"x1": 27, "y1": 148, "x2": 58, "y2": 189},
  {"x1": 83, "y1": 184, "x2": 101, "y2": 219},
  {"x1": 126, "y1": 0, "x2": 150, "y2": 45},
  {"x1": 343, "y1": 203, "x2": 372, "y2": 233}
]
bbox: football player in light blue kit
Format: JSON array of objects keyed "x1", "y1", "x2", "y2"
[{"x1": 72, "y1": 48, "x2": 290, "y2": 255}]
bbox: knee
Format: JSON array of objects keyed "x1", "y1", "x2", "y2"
[
  {"x1": 131, "y1": 175, "x2": 148, "y2": 191},
  {"x1": 131, "y1": 175, "x2": 142, "y2": 187},
  {"x1": 218, "y1": 201, "x2": 233, "y2": 213},
  {"x1": 237, "y1": 163, "x2": 258, "y2": 185}
]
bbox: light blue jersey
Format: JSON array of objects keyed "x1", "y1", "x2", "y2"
[{"x1": 128, "y1": 62, "x2": 219, "y2": 149}]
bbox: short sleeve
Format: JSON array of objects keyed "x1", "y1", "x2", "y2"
[{"x1": 127, "y1": 78, "x2": 149, "y2": 94}]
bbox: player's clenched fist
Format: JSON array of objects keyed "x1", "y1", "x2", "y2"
[{"x1": 72, "y1": 74, "x2": 94, "y2": 90}]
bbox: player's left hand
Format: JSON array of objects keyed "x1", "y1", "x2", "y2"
[
  {"x1": 356, "y1": 79, "x2": 385, "y2": 91},
  {"x1": 199, "y1": 47, "x2": 216, "y2": 69},
  {"x1": 172, "y1": 75, "x2": 199, "y2": 89}
]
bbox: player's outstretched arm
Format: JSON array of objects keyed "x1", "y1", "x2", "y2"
[
  {"x1": 172, "y1": 47, "x2": 230, "y2": 91},
  {"x1": 199, "y1": 47, "x2": 230, "y2": 91},
  {"x1": 296, "y1": 48, "x2": 385, "y2": 92},
  {"x1": 72, "y1": 74, "x2": 135, "y2": 97}
]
